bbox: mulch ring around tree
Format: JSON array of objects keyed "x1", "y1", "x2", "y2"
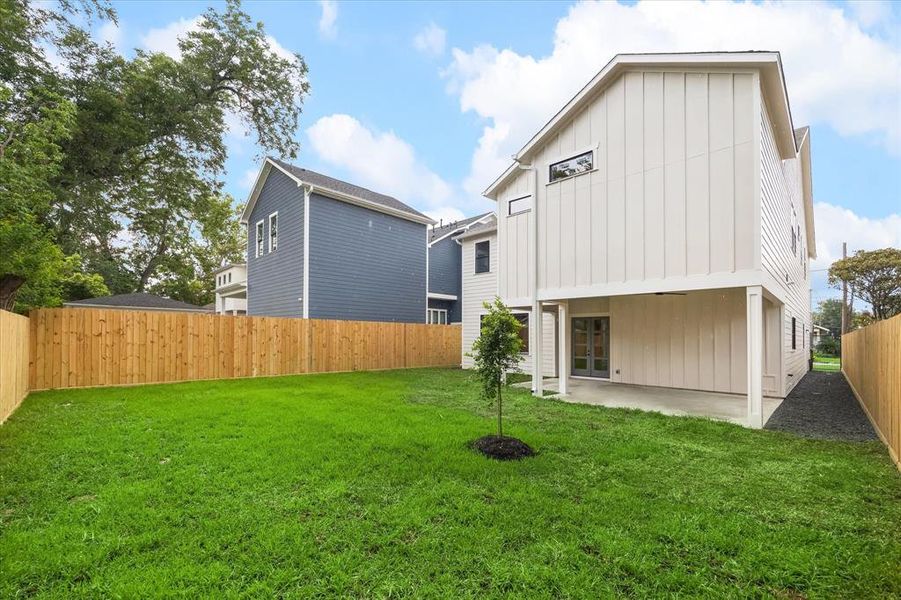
[{"x1": 470, "y1": 435, "x2": 535, "y2": 461}]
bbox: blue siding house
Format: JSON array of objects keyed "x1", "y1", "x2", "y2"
[
  {"x1": 426, "y1": 213, "x2": 493, "y2": 324},
  {"x1": 240, "y1": 158, "x2": 434, "y2": 323}
]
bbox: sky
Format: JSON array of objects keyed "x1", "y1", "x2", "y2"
[{"x1": 94, "y1": 0, "x2": 899, "y2": 306}]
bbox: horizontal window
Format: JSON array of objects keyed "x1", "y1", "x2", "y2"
[
  {"x1": 508, "y1": 196, "x2": 530, "y2": 216},
  {"x1": 427, "y1": 308, "x2": 448, "y2": 325},
  {"x1": 549, "y1": 150, "x2": 593, "y2": 183}
]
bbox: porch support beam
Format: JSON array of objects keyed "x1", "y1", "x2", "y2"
[
  {"x1": 746, "y1": 285, "x2": 764, "y2": 428},
  {"x1": 531, "y1": 301, "x2": 544, "y2": 397},
  {"x1": 558, "y1": 301, "x2": 569, "y2": 394}
]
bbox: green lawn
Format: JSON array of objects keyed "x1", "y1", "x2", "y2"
[
  {"x1": 813, "y1": 354, "x2": 842, "y2": 373},
  {"x1": 2, "y1": 369, "x2": 899, "y2": 597}
]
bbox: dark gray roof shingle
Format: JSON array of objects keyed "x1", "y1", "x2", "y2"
[
  {"x1": 429, "y1": 212, "x2": 492, "y2": 242},
  {"x1": 270, "y1": 158, "x2": 431, "y2": 221},
  {"x1": 65, "y1": 293, "x2": 209, "y2": 312}
]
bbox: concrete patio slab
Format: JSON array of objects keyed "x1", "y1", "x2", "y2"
[{"x1": 517, "y1": 377, "x2": 783, "y2": 427}]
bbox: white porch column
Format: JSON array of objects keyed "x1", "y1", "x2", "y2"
[
  {"x1": 531, "y1": 301, "x2": 544, "y2": 397},
  {"x1": 746, "y1": 285, "x2": 764, "y2": 428},
  {"x1": 558, "y1": 301, "x2": 569, "y2": 395}
]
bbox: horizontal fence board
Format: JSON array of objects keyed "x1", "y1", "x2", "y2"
[
  {"x1": 842, "y1": 314, "x2": 901, "y2": 469},
  {"x1": 26, "y1": 308, "x2": 461, "y2": 391},
  {"x1": 0, "y1": 310, "x2": 30, "y2": 423}
]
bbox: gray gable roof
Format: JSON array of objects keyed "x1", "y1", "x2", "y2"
[
  {"x1": 454, "y1": 216, "x2": 498, "y2": 241},
  {"x1": 429, "y1": 212, "x2": 492, "y2": 242},
  {"x1": 64, "y1": 293, "x2": 209, "y2": 312},
  {"x1": 269, "y1": 158, "x2": 431, "y2": 222}
]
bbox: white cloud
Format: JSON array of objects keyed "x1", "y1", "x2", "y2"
[
  {"x1": 846, "y1": 0, "x2": 893, "y2": 29},
  {"x1": 446, "y1": 0, "x2": 901, "y2": 196},
  {"x1": 319, "y1": 0, "x2": 338, "y2": 39},
  {"x1": 98, "y1": 20, "x2": 124, "y2": 53},
  {"x1": 812, "y1": 202, "x2": 901, "y2": 270},
  {"x1": 140, "y1": 16, "x2": 201, "y2": 59},
  {"x1": 810, "y1": 202, "x2": 901, "y2": 304},
  {"x1": 426, "y1": 206, "x2": 467, "y2": 227},
  {"x1": 306, "y1": 114, "x2": 454, "y2": 212},
  {"x1": 239, "y1": 167, "x2": 260, "y2": 191},
  {"x1": 413, "y1": 23, "x2": 446, "y2": 56}
]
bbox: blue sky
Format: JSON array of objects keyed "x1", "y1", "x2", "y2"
[{"x1": 98, "y1": 0, "x2": 899, "y2": 306}]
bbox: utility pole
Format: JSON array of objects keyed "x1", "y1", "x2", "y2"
[{"x1": 841, "y1": 241, "x2": 849, "y2": 334}]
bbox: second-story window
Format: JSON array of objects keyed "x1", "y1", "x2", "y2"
[
  {"x1": 791, "y1": 317, "x2": 797, "y2": 350},
  {"x1": 256, "y1": 221, "x2": 264, "y2": 257},
  {"x1": 269, "y1": 212, "x2": 278, "y2": 252},
  {"x1": 509, "y1": 196, "x2": 530, "y2": 216},
  {"x1": 790, "y1": 226, "x2": 797, "y2": 256},
  {"x1": 475, "y1": 240, "x2": 490, "y2": 274},
  {"x1": 549, "y1": 150, "x2": 593, "y2": 183}
]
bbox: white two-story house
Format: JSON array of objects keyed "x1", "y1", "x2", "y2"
[{"x1": 481, "y1": 52, "x2": 814, "y2": 428}]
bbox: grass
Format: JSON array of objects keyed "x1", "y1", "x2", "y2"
[
  {"x1": 813, "y1": 354, "x2": 842, "y2": 372},
  {"x1": 1, "y1": 368, "x2": 899, "y2": 598}
]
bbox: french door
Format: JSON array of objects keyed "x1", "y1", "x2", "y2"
[{"x1": 572, "y1": 317, "x2": 610, "y2": 378}]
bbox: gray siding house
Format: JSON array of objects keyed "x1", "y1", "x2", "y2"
[
  {"x1": 241, "y1": 158, "x2": 434, "y2": 322},
  {"x1": 426, "y1": 213, "x2": 493, "y2": 324}
]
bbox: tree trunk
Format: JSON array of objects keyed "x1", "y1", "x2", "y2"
[
  {"x1": 0, "y1": 274, "x2": 25, "y2": 312},
  {"x1": 497, "y1": 378, "x2": 503, "y2": 438}
]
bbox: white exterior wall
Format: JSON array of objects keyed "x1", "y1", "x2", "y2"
[
  {"x1": 608, "y1": 289, "x2": 748, "y2": 394},
  {"x1": 460, "y1": 231, "x2": 555, "y2": 376},
  {"x1": 760, "y1": 102, "x2": 811, "y2": 395},
  {"x1": 495, "y1": 69, "x2": 759, "y2": 302}
]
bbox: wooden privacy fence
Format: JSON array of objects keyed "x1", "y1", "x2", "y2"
[
  {"x1": 842, "y1": 314, "x2": 901, "y2": 469},
  {"x1": 27, "y1": 308, "x2": 461, "y2": 391},
  {"x1": 1, "y1": 310, "x2": 30, "y2": 423}
]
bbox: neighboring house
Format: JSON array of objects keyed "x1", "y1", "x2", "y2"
[
  {"x1": 240, "y1": 158, "x2": 434, "y2": 322},
  {"x1": 811, "y1": 324, "x2": 831, "y2": 348},
  {"x1": 458, "y1": 215, "x2": 557, "y2": 376},
  {"x1": 213, "y1": 263, "x2": 247, "y2": 315},
  {"x1": 427, "y1": 213, "x2": 494, "y2": 324},
  {"x1": 481, "y1": 52, "x2": 815, "y2": 427},
  {"x1": 64, "y1": 292, "x2": 210, "y2": 313}
]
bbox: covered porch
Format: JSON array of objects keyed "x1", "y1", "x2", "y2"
[
  {"x1": 535, "y1": 377, "x2": 783, "y2": 427},
  {"x1": 525, "y1": 286, "x2": 784, "y2": 428}
]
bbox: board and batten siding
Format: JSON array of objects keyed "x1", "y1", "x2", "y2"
[
  {"x1": 460, "y1": 231, "x2": 555, "y2": 375},
  {"x1": 609, "y1": 289, "x2": 747, "y2": 394},
  {"x1": 496, "y1": 69, "x2": 758, "y2": 300},
  {"x1": 247, "y1": 169, "x2": 304, "y2": 317},
  {"x1": 308, "y1": 193, "x2": 427, "y2": 323},
  {"x1": 760, "y1": 101, "x2": 811, "y2": 395}
]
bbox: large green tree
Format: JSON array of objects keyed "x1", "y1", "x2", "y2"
[
  {"x1": 0, "y1": 0, "x2": 308, "y2": 311},
  {"x1": 828, "y1": 248, "x2": 901, "y2": 322}
]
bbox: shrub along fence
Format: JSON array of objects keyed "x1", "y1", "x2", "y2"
[
  {"x1": 0, "y1": 307, "x2": 460, "y2": 421},
  {"x1": 842, "y1": 314, "x2": 900, "y2": 469},
  {"x1": 0, "y1": 310, "x2": 30, "y2": 424}
]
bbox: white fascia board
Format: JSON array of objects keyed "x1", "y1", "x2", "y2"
[
  {"x1": 428, "y1": 292, "x2": 458, "y2": 301},
  {"x1": 797, "y1": 129, "x2": 817, "y2": 258},
  {"x1": 239, "y1": 160, "x2": 275, "y2": 224},
  {"x1": 485, "y1": 51, "x2": 791, "y2": 197}
]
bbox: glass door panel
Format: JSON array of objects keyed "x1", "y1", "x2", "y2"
[
  {"x1": 591, "y1": 317, "x2": 610, "y2": 378},
  {"x1": 571, "y1": 318, "x2": 590, "y2": 376}
]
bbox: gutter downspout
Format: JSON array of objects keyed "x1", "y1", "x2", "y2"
[
  {"x1": 514, "y1": 157, "x2": 542, "y2": 397},
  {"x1": 302, "y1": 183, "x2": 312, "y2": 318}
]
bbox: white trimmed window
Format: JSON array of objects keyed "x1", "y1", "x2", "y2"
[
  {"x1": 474, "y1": 240, "x2": 490, "y2": 274},
  {"x1": 269, "y1": 212, "x2": 278, "y2": 252},
  {"x1": 549, "y1": 150, "x2": 593, "y2": 183},
  {"x1": 427, "y1": 308, "x2": 448, "y2": 325},
  {"x1": 256, "y1": 221, "x2": 264, "y2": 257},
  {"x1": 508, "y1": 196, "x2": 530, "y2": 216}
]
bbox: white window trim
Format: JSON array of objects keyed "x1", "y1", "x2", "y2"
[
  {"x1": 508, "y1": 195, "x2": 531, "y2": 217},
  {"x1": 427, "y1": 308, "x2": 448, "y2": 325},
  {"x1": 255, "y1": 220, "x2": 265, "y2": 258},
  {"x1": 268, "y1": 211, "x2": 279, "y2": 253},
  {"x1": 474, "y1": 239, "x2": 491, "y2": 274},
  {"x1": 546, "y1": 143, "x2": 599, "y2": 186}
]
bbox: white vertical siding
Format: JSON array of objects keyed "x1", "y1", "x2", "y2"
[
  {"x1": 760, "y1": 101, "x2": 811, "y2": 395},
  {"x1": 609, "y1": 289, "x2": 748, "y2": 394},
  {"x1": 496, "y1": 69, "x2": 758, "y2": 299}
]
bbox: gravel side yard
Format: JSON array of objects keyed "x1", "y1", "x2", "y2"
[{"x1": 764, "y1": 371, "x2": 877, "y2": 441}]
